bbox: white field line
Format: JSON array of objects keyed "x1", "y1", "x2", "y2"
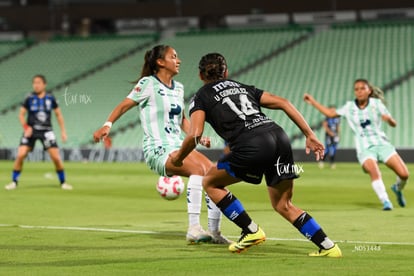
[{"x1": 1, "y1": 224, "x2": 413, "y2": 246}]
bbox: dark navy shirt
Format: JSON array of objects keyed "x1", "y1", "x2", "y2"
[
  {"x1": 325, "y1": 117, "x2": 340, "y2": 138},
  {"x1": 22, "y1": 92, "x2": 58, "y2": 131},
  {"x1": 190, "y1": 79, "x2": 275, "y2": 143}
]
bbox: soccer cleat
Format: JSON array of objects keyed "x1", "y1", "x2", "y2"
[
  {"x1": 5, "y1": 182, "x2": 17, "y2": 190},
  {"x1": 391, "y1": 184, "x2": 406, "y2": 207},
  {"x1": 186, "y1": 225, "x2": 212, "y2": 244},
  {"x1": 308, "y1": 244, "x2": 342, "y2": 258},
  {"x1": 209, "y1": 231, "x2": 233, "y2": 244},
  {"x1": 382, "y1": 200, "x2": 393, "y2": 211},
  {"x1": 318, "y1": 162, "x2": 324, "y2": 169},
  {"x1": 228, "y1": 227, "x2": 266, "y2": 253},
  {"x1": 61, "y1": 183, "x2": 73, "y2": 190}
]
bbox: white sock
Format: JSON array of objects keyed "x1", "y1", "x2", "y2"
[
  {"x1": 321, "y1": 238, "x2": 335, "y2": 250},
  {"x1": 396, "y1": 176, "x2": 407, "y2": 190},
  {"x1": 205, "y1": 193, "x2": 221, "y2": 232},
  {"x1": 247, "y1": 221, "x2": 258, "y2": 233},
  {"x1": 187, "y1": 175, "x2": 203, "y2": 227},
  {"x1": 371, "y1": 179, "x2": 390, "y2": 203}
]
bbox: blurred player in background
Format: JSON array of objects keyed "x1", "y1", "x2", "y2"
[
  {"x1": 171, "y1": 53, "x2": 342, "y2": 257},
  {"x1": 93, "y1": 45, "x2": 229, "y2": 244},
  {"x1": 319, "y1": 106, "x2": 340, "y2": 169},
  {"x1": 5, "y1": 75, "x2": 72, "y2": 190},
  {"x1": 304, "y1": 79, "x2": 409, "y2": 211}
]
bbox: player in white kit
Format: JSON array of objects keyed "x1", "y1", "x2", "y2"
[
  {"x1": 304, "y1": 79, "x2": 409, "y2": 210},
  {"x1": 93, "y1": 45, "x2": 229, "y2": 243}
]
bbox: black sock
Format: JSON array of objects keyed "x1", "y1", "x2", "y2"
[
  {"x1": 216, "y1": 192, "x2": 257, "y2": 233},
  {"x1": 293, "y1": 212, "x2": 334, "y2": 250}
]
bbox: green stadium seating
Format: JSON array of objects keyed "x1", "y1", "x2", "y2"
[
  {"x1": 0, "y1": 25, "x2": 412, "y2": 150},
  {"x1": 384, "y1": 77, "x2": 414, "y2": 148},
  {"x1": 168, "y1": 28, "x2": 310, "y2": 98},
  {"x1": 0, "y1": 40, "x2": 29, "y2": 59},
  {"x1": 232, "y1": 24, "x2": 414, "y2": 149},
  {"x1": 0, "y1": 35, "x2": 155, "y2": 112}
]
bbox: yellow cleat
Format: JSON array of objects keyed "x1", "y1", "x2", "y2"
[
  {"x1": 228, "y1": 227, "x2": 266, "y2": 253},
  {"x1": 309, "y1": 244, "x2": 342, "y2": 258}
]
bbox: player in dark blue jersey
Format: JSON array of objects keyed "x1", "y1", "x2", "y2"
[
  {"x1": 171, "y1": 53, "x2": 341, "y2": 257},
  {"x1": 5, "y1": 75, "x2": 72, "y2": 190},
  {"x1": 320, "y1": 109, "x2": 340, "y2": 169}
]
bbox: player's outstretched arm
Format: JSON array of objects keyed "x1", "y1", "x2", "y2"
[
  {"x1": 93, "y1": 98, "x2": 137, "y2": 142},
  {"x1": 303, "y1": 93, "x2": 338, "y2": 118},
  {"x1": 170, "y1": 110, "x2": 206, "y2": 166},
  {"x1": 260, "y1": 92, "x2": 324, "y2": 160},
  {"x1": 381, "y1": 114, "x2": 397, "y2": 127},
  {"x1": 260, "y1": 92, "x2": 315, "y2": 136}
]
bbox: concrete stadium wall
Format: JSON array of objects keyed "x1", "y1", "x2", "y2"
[
  {"x1": 0, "y1": 148, "x2": 413, "y2": 163},
  {"x1": 1, "y1": 0, "x2": 413, "y2": 31}
]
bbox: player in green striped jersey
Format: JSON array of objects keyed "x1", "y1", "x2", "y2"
[
  {"x1": 93, "y1": 45, "x2": 229, "y2": 244},
  {"x1": 304, "y1": 79, "x2": 409, "y2": 210}
]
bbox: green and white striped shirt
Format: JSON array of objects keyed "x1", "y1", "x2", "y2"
[
  {"x1": 127, "y1": 75, "x2": 185, "y2": 152},
  {"x1": 336, "y1": 98, "x2": 392, "y2": 151}
]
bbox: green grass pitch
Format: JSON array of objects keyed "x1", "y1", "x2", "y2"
[{"x1": 1, "y1": 161, "x2": 413, "y2": 275}]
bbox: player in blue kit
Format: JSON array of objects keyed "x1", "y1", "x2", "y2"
[
  {"x1": 171, "y1": 53, "x2": 342, "y2": 257},
  {"x1": 5, "y1": 75, "x2": 72, "y2": 190},
  {"x1": 320, "y1": 111, "x2": 340, "y2": 169},
  {"x1": 305, "y1": 79, "x2": 409, "y2": 210}
]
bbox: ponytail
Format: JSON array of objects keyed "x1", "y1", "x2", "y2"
[
  {"x1": 134, "y1": 45, "x2": 171, "y2": 82},
  {"x1": 354, "y1": 79, "x2": 386, "y2": 105},
  {"x1": 370, "y1": 85, "x2": 386, "y2": 105}
]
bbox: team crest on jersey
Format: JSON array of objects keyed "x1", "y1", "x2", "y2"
[
  {"x1": 45, "y1": 99, "x2": 52, "y2": 110},
  {"x1": 134, "y1": 86, "x2": 141, "y2": 93}
]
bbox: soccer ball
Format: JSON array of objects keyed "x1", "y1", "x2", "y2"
[{"x1": 156, "y1": 175, "x2": 185, "y2": 200}]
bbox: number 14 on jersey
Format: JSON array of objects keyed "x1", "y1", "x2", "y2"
[{"x1": 222, "y1": 94, "x2": 259, "y2": 120}]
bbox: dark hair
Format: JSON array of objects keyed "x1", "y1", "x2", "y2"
[
  {"x1": 354, "y1": 78, "x2": 386, "y2": 104},
  {"x1": 198, "y1": 53, "x2": 227, "y2": 82},
  {"x1": 139, "y1": 45, "x2": 171, "y2": 79},
  {"x1": 33, "y1": 74, "x2": 47, "y2": 84}
]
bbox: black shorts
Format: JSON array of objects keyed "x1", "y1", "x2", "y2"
[
  {"x1": 20, "y1": 130, "x2": 58, "y2": 150},
  {"x1": 217, "y1": 125, "x2": 298, "y2": 186}
]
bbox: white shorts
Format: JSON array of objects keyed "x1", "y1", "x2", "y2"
[{"x1": 144, "y1": 145, "x2": 180, "y2": 176}]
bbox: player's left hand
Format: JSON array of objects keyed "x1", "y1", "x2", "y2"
[
  {"x1": 199, "y1": 136, "x2": 211, "y2": 148},
  {"x1": 305, "y1": 134, "x2": 325, "y2": 161},
  {"x1": 169, "y1": 151, "x2": 183, "y2": 167}
]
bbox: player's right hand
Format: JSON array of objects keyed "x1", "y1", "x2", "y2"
[
  {"x1": 93, "y1": 126, "x2": 110, "y2": 143},
  {"x1": 24, "y1": 126, "x2": 33, "y2": 138},
  {"x1": 305, "y1": 134, "x2": 325, "y2": 161},
  {"x1": 303, "y1": 93, "x2": 314, "y2": 105}
]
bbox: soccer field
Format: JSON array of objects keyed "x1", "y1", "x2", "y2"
[{"x1": 1, "y1": 161, "x2": 413, "y2": 275}]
